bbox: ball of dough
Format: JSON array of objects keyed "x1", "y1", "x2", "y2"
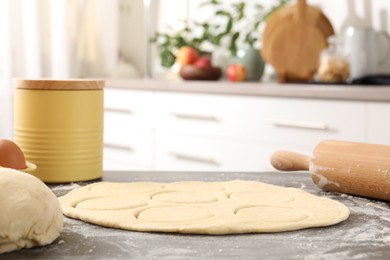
[{"x1": 0, "y1": 167, "x2": 63, "y2": 253}]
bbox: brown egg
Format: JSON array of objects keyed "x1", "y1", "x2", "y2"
[{"x1": 0, "y1": 139, "x2": 27, "y2": 170}]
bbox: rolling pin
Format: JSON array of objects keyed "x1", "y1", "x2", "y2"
[{"x1": 271, "y1": 140, "x2": 390, "y2": 201}]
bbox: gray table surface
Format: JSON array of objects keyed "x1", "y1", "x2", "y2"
[{"x1": 3, "y1": 171, "x2": 390, "y2": 260}]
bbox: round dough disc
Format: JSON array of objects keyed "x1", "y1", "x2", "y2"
[
  {"x1": 59, "y1": 180, "x2": 349, "y2": 235},
  {"x1": 0, "y1": 168, "x2": 63, "y2": 253}
]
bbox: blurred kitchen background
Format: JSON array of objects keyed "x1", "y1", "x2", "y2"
[{"x1": 1, "y1": 0, "x2": 390, "y2": 138}]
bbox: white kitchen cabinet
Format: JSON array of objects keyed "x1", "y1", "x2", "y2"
[
  {"x1": 152, "y1": 92, "x2": 367, "y2": 171},
  {"x1": 155, "y1": 133, "x2": 265, "y2": 171},
  {"x1": 103, "y1": 87, "x2": 376, "y2": 172},
  {"x1": 104, "y1": 146, "x2": 152, "y2": 170},
  {"x1": 103, "y1": 128, "x2": 154, "y2": 170},
  {"x1": 256, "y1": 98, "x2": 367, "y2": 146},
  {"x1": 367, "y1": 102, "x2": 390, "y2": 145},
  {"x1": 154, "y1": 92, "x2": 366, "y2": 143},
  {"x1": 154, "y1": 92, "x2": 265, "y2": 140},
  {"x1": 103, "y1": 89, "x2": 155, "y2": 170},
  {"x1": 104, "y1": 88, "x2": 155, "y2": 127}
]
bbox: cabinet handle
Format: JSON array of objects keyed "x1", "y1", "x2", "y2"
[
  {"x1": 268, "y1": 119, "x2": 329, "y2": 130},
  {"x1": 171, "y1": 112, "x2": 219, "y2": 122},
  {"x1": 104, "y1": 143, "x2": 134, "y2": 152},
  {"x1": 105, "y1": 107, "x2": 133, "y2": 115},
  {"x1": 170, "y1": 152, "x2": 219, "y2": 166}
]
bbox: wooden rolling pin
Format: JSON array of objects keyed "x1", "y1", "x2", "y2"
[{"x1": 271, "y1": 140, "x2": 390, "y2": 201}]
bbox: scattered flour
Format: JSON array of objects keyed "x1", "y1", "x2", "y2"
[{"x1": 50, "y1": 176, "x2": 389, "y2": 259}]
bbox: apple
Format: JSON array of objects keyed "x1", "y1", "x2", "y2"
[
  {"x1": 226, "y1": 64, "x2": 247, "y2": 82},
  {"x1": 193, "y1": 56, "x2": 212, "y2": 68},
  {"x1": 176, "y1": 46, "x2": 199, "y2": 66}
]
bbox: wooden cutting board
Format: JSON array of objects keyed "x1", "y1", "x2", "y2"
[{"x1": 261, "y1": 0, "x2": 334, "y2": 83}]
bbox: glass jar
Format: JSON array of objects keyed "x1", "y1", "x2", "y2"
[{"x1": 317, "y1": 36, "x2": 350, "y2": 83}]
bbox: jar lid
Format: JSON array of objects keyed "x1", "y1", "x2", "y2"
[{"x1": 13, "y1": 79, "x2": 104, "y2": 90}]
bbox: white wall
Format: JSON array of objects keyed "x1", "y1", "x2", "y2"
[
  {"x1": 0, "y1": 0, "x2": 13, "y2": 138},
  {"x1": 119, "y1": 0, "x2": 390, "y2": 76},
  {"x1": 118, "y1": 0, "x2": 146, "y2": 77},
  {"x1": 0, "y1": 0, "x2": 120, "y2": 138},
  {"x1": 309, "y1": 0, "x2": 390, "y2": 33}
]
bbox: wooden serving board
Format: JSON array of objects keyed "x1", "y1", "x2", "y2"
[{"x1": 261, "y1": 0, "x2": 334, "y2": 83}]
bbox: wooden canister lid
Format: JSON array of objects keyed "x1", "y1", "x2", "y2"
[{"x1": 13, "y1": 79, "x2": 104, "y2": 90}]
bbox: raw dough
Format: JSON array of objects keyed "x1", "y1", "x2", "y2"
[
  {"x1": 59, "y1": 180, "x2": 349, "y2": 235},
  {"x1": 0, "y1": 168, "x2": 63, "y2": 253}
]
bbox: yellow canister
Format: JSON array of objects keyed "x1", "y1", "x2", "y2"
[{"x1": 13, "y1": 79, "x2": 104, "y2": 183}]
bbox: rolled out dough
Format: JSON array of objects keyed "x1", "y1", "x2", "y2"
[
  {"x1": 59, "y1": 180, "x2": 349, "y2": 235},
  {"x1": 0, "y1": 168, "x2": 63, "y2": 253}
]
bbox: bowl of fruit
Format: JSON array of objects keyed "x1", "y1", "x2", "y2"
[{"x1": 176, "y1": 46, "x2": 222, "y2": 81}]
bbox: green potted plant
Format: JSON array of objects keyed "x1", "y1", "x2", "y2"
[{"x1": 150, "y1": 0, "x2": 291, "y2": 79}]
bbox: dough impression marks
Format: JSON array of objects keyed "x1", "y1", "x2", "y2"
[{"x1": 59, "y1": 180, "x2": 349, "y2": 235}]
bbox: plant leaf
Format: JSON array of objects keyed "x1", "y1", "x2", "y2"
[
  {"x1": 229, "y1": 32, "x2": 240, "y2": 56},
  {"x1": 199, "y1": 0, "x2": 221, "y2": 8},
  {"x1": 234, "y1": 2, "x2": 245, "y2": 21},
  {"x1": 160, "y1": 48, "x2": 176, "y2": 68}
]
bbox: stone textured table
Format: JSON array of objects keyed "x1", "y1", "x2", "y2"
[{"x1": 4, "y1": 171, "x2": 390, "y2": 260}]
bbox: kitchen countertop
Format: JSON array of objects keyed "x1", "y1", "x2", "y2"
[
  {"x1": 106, "y1": 79, "x2": 390, "y2": 102},
  {"x1": 4, "y1": 171, "x2": 390, "y2": 260}
]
